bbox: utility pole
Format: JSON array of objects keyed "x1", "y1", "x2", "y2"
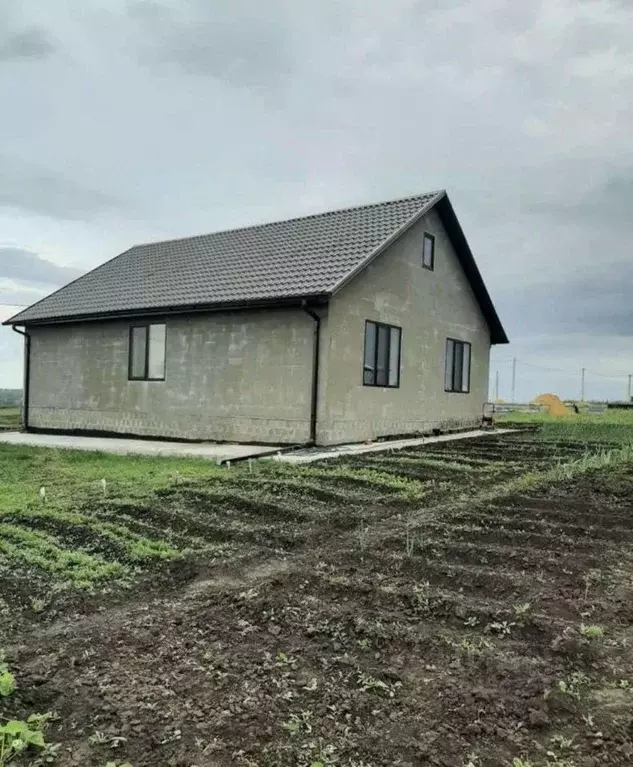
[
  {"x1": 495, "y1": 370, "x2": 499, "y2": 401},
  {"x1": 628, "y1": 374, "x2": 632, "y2": 403},
  {"x1": 580, "y1": 367, "x2": 585, "y2": 402},
  {"x1": 511, "y1": 358, "x2": 517, "y2": 403}
]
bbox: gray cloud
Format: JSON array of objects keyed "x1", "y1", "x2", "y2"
[
  {"x1": 0, "y1": 155, "x2": 123, "y2": 220},
  {"x1": 125, "y1": 0, "x2": 293, "y2": 87},
  {"x1": 526, "y1": 170, "x2": 633, "y2": 230},
  {"x1": 495, "y1": 260, "x2": 633, "y2": 342},
  {"x1": 0, "y1": 28, "x2": 56, "y2": 61},
  {"x1": 0, "y1": 248, "x2": 82, "y2": 286},
  {"x1": 0, "y1": 287, "x2": 46, "y2": 308},
  {"x1": 1, "y1": 0, "x2": 633, "y2": 395}
]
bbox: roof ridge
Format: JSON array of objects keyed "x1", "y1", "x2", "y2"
[{"x1": 131, "y1": 190, "x2": 443, "y2": 250}]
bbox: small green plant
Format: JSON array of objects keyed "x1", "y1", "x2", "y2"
[
  {"x1": 411, "y1": 581, "x2": 431, "y2": 614},
  {"x1": 512, "y1": 602, "x2": 532, "y2": 623},
  {"x1": 582, "y1": 569, "x2": 602, "y2": 602},
  {"x1": 89, "y1": 731, "x2": 110, "y2": 746},
  {"x1": 356, "y1": 670, "x2": 397, "y2": 697},
  {"x1": 306, "y1": 742, "x2": 338, "y2": 766},
  {"x1": 0, "y1": 715, "x2": 52, "y2": 766},
  {"x1": 548, "y1": 733, "x2": 577, "y2": 754},
  {"x1": 275, "y1": 651, "x2": 297, "y2": 667},
  {"x1": 105, "y1": 762, "x2": 133, "y2": 767},
  {"x1": 0, "y1": 658, "x2": 16, "y2": 697},
  {"x1": 552, "y1": 671, "x2": 591, "y2": 700},
  {"x1": 282, "y1": 711, "x2": 313, "y2": 736},
  {"x1": 28, "y1": 597, "x2": 48, "y2": 614},
  {"x1": 487, "y1": 620, "x2": 514, "y2": 636},
  {"x1": 445, "y1": 634, "x2": 493, "y2": 660},
  {"x1": 511, "y1": 759, "x2": 534, "y2": 767},
  {"x1": 579, "y1": 624, "x2": 604, "y2": 640},
  {"x1": 89, "y1": 730, "x2": 127, "y2": 749},
  {"x1": 405, "y1": 524, "x2": 417, "y2": 557}
]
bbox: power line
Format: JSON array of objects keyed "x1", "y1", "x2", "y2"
[{"x1": 494, "y1": 357, "x2": 632, "y2": 380}]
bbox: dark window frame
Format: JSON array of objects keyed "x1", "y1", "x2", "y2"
[
  {"x1": 444, "y1": 338, "x2": 471, "y2": 393},
  {"x1": 362, "y1": 320, "x2": 402, "y2": 389},
  {"x1": 422, "y1": 231, "x2": 435, "y2": 271},
  {"x1": 128, "y1": 323, "x2": 166, "y2": 382}
]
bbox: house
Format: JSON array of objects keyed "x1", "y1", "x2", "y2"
[{"x1": 5, "y1": 190, "x2": 508, "y2": 446}]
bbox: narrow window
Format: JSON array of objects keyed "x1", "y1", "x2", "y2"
[
  {"x1": 444, "y1": 339, "x2": 454, "y2": 391},
  {"x1": 128, "y1": 323, "x2": 166, "y2": 381},
  {"x1": 363, "y1": 322, "x2": 376, "y2": 385},
  {"x1": 461, "y1": 343, "x2": 471, "y2": 393},
  {"x1": 362, "y1": 320, "x2": 401, "y2": 388},
  {"x1": 388, "y1": 326, "x2": 401, "y2": 386},
  {"x1": 445, "y1": 338, "x2": 471, "y2": 393},
  {"x1": 129, "y1": 326, "x2": 147, "y2": 380},
  {"x1": 376, "y1": 324, "x2": 389, "y2": 386},
  {"x1": 148, "y1": 324, "x2": 166, "y2": 379},
  {"x1": 422, "y1": 232, "x2": 435, "y2": 270}
]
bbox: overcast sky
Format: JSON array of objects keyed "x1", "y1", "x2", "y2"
[{"x1": 1, "y1": 0, "x2": 632, "y2": 402}]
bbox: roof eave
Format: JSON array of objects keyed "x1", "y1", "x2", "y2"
[
  {"x1": 2, "y1": 294, "x2": 330, "y2": 327},
  {"x1": 434, "y1": 195, "x2": 508, "y2": 345}
]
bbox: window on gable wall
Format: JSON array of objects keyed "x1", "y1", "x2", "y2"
[
  {"x1": 363, "y1": 320, "x2": 401, "y2": 387},
  {"x1": 129, "y1": 323, "x2": 166, "y2": 381},
  {"x1": 445, "y1": 338, "x2": 471, "y2": 393},
  {"x1": 422, "y1": 232, "x2": 435, "y2": 270}
]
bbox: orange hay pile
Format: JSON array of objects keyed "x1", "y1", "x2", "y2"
[{"x1": 532, "y1": 393, "x2": 571, "y2": 416}]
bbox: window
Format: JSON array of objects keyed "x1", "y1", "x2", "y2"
[
  {"x1": 363, "y1": 320, "x2": 401, "y2": 387},
  {"x1": 445, "y1": 338, "x2": 471, "y2": 393},
  {"x1": 422, "y1": 232, "x2": 435, "y2": 270},
  {"x1": 128, "y1": 323, "x2": 166, "y2": 381}
]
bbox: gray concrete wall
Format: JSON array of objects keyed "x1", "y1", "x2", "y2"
[
  {"x1": 28, "y1": 309, "x2": 316, "y2": 443},
  {"x1": 317, "y1": 208, "x2": 491, "y2": 445}
]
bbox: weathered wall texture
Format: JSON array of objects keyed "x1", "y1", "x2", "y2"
[
  {"x1": 26, "y1": 210, "x2": 494, "y2": 446},
  {"x1": 316, "y1": 209, "x2": 491, "y2": 445},
  {"x1": 28, "y1": 309, "x2": 315, "y2": 443}
]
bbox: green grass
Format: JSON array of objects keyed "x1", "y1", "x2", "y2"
[
  {"x1": 0, "y1": 446, "x2": 228, "y2": 594},
  {"x1": 0, "y1": 444, "x2": 225, "y2": 512},
  {"x1": 0, "y1": 408, "x2": 20, "y2": 429},
  {"x1": 496, "y1": 408, "x2": 633, "y2": 444},
  {"x1": 1, "y1": 414, "x2": 632, "y2": 615}
]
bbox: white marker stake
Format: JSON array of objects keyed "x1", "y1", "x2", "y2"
[{"x1": 39, "y1": 486, "x2": 46, "y2": 504}]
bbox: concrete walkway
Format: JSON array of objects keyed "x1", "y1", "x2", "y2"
[
  {"x1": 0, "y1": 431, "x2": 284, "y2": 463},
  {"x1": 273, "y1": 428, "x2": 515, "y2": 464}
]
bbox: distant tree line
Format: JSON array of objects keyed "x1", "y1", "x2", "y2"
[{"x1": 0, "y1": 389, "x2": 22, "y2": 407}]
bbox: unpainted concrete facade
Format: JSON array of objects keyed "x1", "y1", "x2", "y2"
[
  {"x1": 28, "y1": 309, "x2": 315, "y2": 443},
  {"x1": 25, "y1": 208, "x2": 491, "y2": 445},
  {"x1": 316, "y1": 208, "x2": 490, "y2": 444}
]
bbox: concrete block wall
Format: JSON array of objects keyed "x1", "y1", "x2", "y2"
[
  {"x1": 28, "y1": 309, "x2": 315, "y2": 444},
  {"x1": 316, "y1": 208, "x2": 491, "y2": 445}
]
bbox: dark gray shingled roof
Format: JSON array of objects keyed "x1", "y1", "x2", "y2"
[{"x1": 5, "y1": 190, "x2": 508, "y2": 343}]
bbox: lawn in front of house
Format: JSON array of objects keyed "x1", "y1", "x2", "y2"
[
  {"x1": 0, "y1": 407, "x2": 20, "y2": 429},
  {"x1": 1, "y1": 423, "x2": 633, "y2": 766}
]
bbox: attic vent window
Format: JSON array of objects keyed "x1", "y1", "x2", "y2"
[
  {"x1": 422, "y1": 232, "x2": 435, "y2": 270},
  {"x1": 129, "y1": 323, "x2": 166, "y2": 381}
]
